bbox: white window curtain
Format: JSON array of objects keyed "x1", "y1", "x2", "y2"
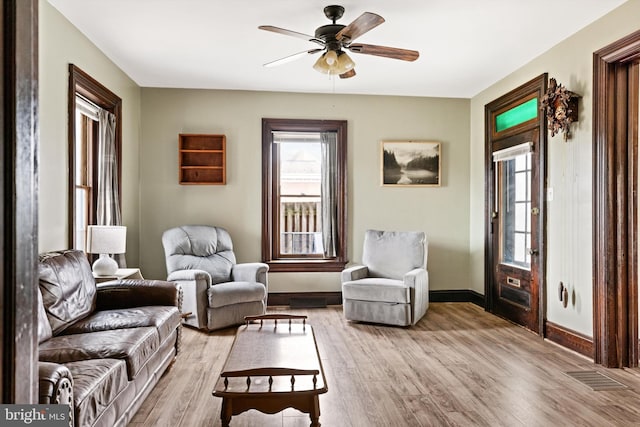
[
  {"x1": 321, "y1": 132, "x2": 337, "y2": 258},
  {"x1": 96, "y1": 109, "x2": 125, "y2": 266}
]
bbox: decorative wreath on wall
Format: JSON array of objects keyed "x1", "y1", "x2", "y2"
[{"x1": 540, "y1": 77, "x2": 579, "y2": 141}]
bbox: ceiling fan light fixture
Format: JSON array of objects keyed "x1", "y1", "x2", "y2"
[
  {"x1": 324, "y1": 50, "x2": 338, "y2": 65},
  {"x1": 336, "y1": 51, "x2": 355, "y2": 72},
  {"x1": 313, "y1": 50, "x2": 356, "y2": 76},
  {"x1": 313, "y1": 54, "x2": 332, "y2": 74}
]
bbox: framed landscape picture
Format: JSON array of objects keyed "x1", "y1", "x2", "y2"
[{"x1": 381, "y1": 141, "x2": 441, "y2": 187}]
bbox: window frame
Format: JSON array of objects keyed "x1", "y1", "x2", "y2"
[
  {"x1": 261, "y1": 118, "x2": 348, "y2": 272},
  {"x1": 68, "y1": 64, "x2": 122, "y2": 249}
]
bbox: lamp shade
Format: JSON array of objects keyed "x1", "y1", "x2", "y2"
[{"x1": 86, "y1": 225, "x2": 127, "y2": 254}]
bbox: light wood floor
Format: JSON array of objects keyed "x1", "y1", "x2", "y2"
[{"x1": 129, "y1": 303, "x2": 640, "y2": 427}]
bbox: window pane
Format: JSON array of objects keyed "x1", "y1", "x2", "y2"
[
  {"x1": 278, "y1": 141, "x2": 323, "y2": 255},
  {"x1": 515, "y1": 172, "x2": 527, "y2": 201},
  {"x1": 514, "y1": 233, "x2": 526, "y2": 263},
  {"x1": 499, "y1": 152, "x2": 531, "y2": 269},
  {"x1": 495, "y1": 98, "x2": 538, "y2": 132},
  {"x1": 75, "y1": 188, "x2": 88, "y2": 250},
  {"x1": 515, "y1": 202, "x2": 527, "y2": 232}
]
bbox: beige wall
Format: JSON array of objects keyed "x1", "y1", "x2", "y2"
[
  {"x1": 38, "y1": 0, "x2": 142, "y2": 263},
  {"x1": 140, "y1": 89, "x2": 470, "y2": 292},
  {"x1": 469, "y1": 0, "x2": 640, "y2": 337}
]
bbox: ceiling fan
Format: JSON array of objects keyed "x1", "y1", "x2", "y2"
[{"x1": 258, "y1": 5, "x2": 419, "y2": 79}]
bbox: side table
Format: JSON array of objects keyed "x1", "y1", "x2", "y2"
[{"x1": 93, "y1": 268, "x2": 143, "y2": 283}]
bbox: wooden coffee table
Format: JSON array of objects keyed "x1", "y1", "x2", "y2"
[{"x1": 212, "y1": 314, "x2": 328, "y2": 426}]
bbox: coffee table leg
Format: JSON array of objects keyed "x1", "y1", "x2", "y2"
[
  {"x1": 309, "y1": 395, "x2": 321, "y2": 427},
  {"x1": 221, "y1": 398, "x2": 232, "y2": 426}
]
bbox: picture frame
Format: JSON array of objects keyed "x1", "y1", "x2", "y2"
[{"x1": 381, "y1": 140, "x2": 441, "y2": 187}]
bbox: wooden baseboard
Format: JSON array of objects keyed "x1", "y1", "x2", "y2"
[
  {"x1": 544, "y1": 321, "x2": 593, "y2": 358},
  {"x1": 268, "y1": 292, "x2": 342, "y2": 307},
  {"x1": 268, "y1": 290, "x2": 485, "y2": 307},
  {"x1": 429, "y1": 289, "x2": 485, "y2": 307}
]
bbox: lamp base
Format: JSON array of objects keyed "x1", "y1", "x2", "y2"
[{"x1": 92, "y1": 254, "x2": 118, "y2": 276}]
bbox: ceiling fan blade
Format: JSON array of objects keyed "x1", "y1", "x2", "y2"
[
  {"x1": 339, "y1": 69, "x2": 356, "y2": 79},
  {"x1": 258, "y1": 25, "x2": 324, "y2": 46},
  {"x1": 263, "y1": 49, "x2": 323, "y2": 68},
  {"x1": 335, "y1": 12, "x2": 384, "y2": 42},
  {"x1": 348, "y1": 44, "x2": 419, "y2": 61}
]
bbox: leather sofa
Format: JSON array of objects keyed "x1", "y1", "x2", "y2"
[{"x1": 37, "y1": 249, "x2": 182, "y2": 427}]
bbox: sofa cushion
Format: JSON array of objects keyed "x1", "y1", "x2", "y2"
[
  {"x1": 207, "y1": 281, "x2": 266, "y2": 308},
  {"x1": 39, "y1": 327, "x2": 159, "y2": 380},
  {"x1": 63, "y1": 306, "x2": 181, "y2": 343},
  {"x1": 342, "y1": 278, "x2": 410, "y2": 304},
  {"x1": 65, "y1": 359, "x2": 128, "y2": 427},
  {"x1": 39, "y1": 250, "x2": 97, "y2": 334}
]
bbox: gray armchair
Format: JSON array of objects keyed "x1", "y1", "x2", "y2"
[
  {"x1": 162, "y1": 225, "x2": 268, "y2": 331},
  {"x1": 341, "y1": 230, "x2": 429, "y2": 326}
]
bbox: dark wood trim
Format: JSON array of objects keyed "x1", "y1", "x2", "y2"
[
  {"x1": 484, "y1": 74, "x2": 548, "y2": 336},
  {"x1": 268, "y1": 290, "x2": 486, "y2": 308},
  {"x1": 261, "y1": 118, "x2": 348, "y2": 273},
  {"x1": 544, "y1": 321, "x2": 593, "y2": 359},
  {"x1": 592, "y1": 29, "x2": 640, "y2": 368},
  {"x1": 68, "y1": 64, "x2": 122, "y2": 248},
  {"x1": 268, "y1": 292, "x2": 343, "y2": 306},
  {"x1": 429, "y1": 290, "x2": 484, "y2": 307},
  {"x1": 2, "y1": 0, "x2": 39, "y2": 403}
]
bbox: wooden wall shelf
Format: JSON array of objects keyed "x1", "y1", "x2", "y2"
[{"x1": 179, "y1": 134, "x2": 226, "y2": 185}]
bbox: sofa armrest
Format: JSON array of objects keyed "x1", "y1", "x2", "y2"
[
  {"x1": 232, "y1": 263, "x2": 268, "y2": 286},
  {"x1": 341, "y1": 265, "x2": 368, "y2": 283},
  {"x1": 96, "y1": 279, "x2": 181, "y2": 310},
  {"x1": 39, "y1": 361, "x2": 73, "y2": 406}
]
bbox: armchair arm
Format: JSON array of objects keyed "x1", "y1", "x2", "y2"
[
  {"x1": 341, "y1": 264, "x2": 368, "y2": 283},
  {"x1": 39, "y1": 361, "x2": 73, "y2": 406},
  {"x1": 232, "y1": 262, "x2": 268, "y2": 286},
  {"x1": 167, "y1": 269, "x2": 212, "y2": 285},
  {"x1": 96, "y1": 279, "x2": 181, "y2": 310},
  {"x1": 165, "y1": 269, "x2": 211, "y2": 330},
  {"x1": 404, "y1": 268, "x2": 429, "y2": 325}
]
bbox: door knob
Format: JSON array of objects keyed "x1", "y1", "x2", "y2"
[{"x1": 528, "y1": 249, "x2": 538, "y2": 256}]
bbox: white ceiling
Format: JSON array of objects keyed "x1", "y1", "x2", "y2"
[{"x1": 48, "y1": 0, "x2": 627, "y2": 98}]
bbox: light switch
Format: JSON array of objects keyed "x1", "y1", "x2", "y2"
[{"x1": 547, "y1": 187, "x2": 554, "y2": 201}]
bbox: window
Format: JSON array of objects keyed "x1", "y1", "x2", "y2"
[
  {"x1": 262, "y1": 118, "x2": 347, "y2": 272},
  {"x1": 73, "y1": 96, "x2": 99, "y2": 250},
  {"x1": 68, "y1": 65, "x2": 122, "y2": 250},
  {"x1": 499, "y1": 152, "x2": 532, "y2": 268}
]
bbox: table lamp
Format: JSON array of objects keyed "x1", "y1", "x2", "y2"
[{"x1": 86, "y1": 225, "x2": 126, "y2": 276}]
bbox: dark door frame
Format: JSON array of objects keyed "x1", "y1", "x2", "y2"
[
  {"x1": 2, "y1": 0, "x2": 39, "y2": 402},
  {"x1": 593, "y1": 29, "x2": 640, "y2": 368},
  {"x1": 484, "y1": 74, "x2": 548, "y2": 336}
]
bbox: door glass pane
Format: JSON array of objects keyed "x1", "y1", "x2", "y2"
[
  {"x1": 278, "y1": 139, "x2": 323, "y2": 255},
  {"x1": 499, "y1": 152, "x2": 532, "y2": 269}
]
